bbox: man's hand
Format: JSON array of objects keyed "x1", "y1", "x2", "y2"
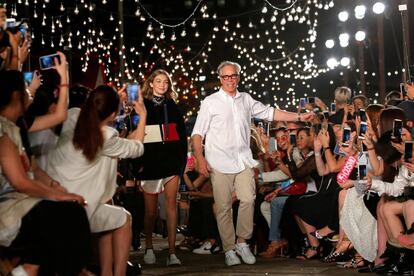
[{"x1": 197, "y1": 155, "x2": 210, "y2": 177}]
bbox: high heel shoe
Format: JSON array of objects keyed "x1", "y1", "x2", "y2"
[
  {"x1": 310, "y1": 230, "x2": 338, "y2": 242},
  {"x1": 297, "y1": 245, "x2": 321, "y2": 260},
  {"x1": 259, "y1": 240, "x2": 288, "y2": 258}
]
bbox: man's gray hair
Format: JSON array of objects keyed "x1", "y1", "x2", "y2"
[
  {"x1": 217, "y1": 61, "x2": 241, "y2": 76},
  {"x1": 334, "y1": 86, "x2": 352, "y2": 105}
]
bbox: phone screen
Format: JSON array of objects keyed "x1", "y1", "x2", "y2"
[
  {"x1": 114, "y1": 115, "x2": 125, "y2": 130},
  {"x1": 39, "y1": 54, "x2": 60, "y2": 70},
  {"x1": 130, "y1": 114, "x2": 140, "y2": 130},
  {"x1": 289, "y1": 133, "x2": 296, "y2": 146},
  {"x1": 300, "y1": 98, "x2": 306, "y2": 108},
  {"x1": 393, "y1": 119, "x2": 403, "y2": 142},
  {"x1": 268, "y1": 137, "x2": 277, "y2": 153},
  {"x1": 359, "y1": 122, "x2": 367, "y2": 139},
  {"x1": 359, "y1": 109, "x2": 367, "y2": 122},
  {"x1": 342, "y1": 127, "x2": 351, "y2": 146},
  {"x1": 330, "y1": 102, "x2": 336, "y2": 113},
  {"x1": 404, "y1": 142, "x2": 413, "y2": 162},
  {"x1": 323, "y1": 111, "x2": 330, "y2": 120},
  {"x1": 127, "y1": 83, "x2": 139, "y2": 103},
  {"x1": 358, "y1": 164, "x2": 367, "y2": 180},
  {"x1": 23, "y1": 71, "x2": 33, "y2": 84}
]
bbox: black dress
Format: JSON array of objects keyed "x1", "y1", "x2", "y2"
[{"x1": 134, "y1": 98, "x2": 187, "y2": 180}]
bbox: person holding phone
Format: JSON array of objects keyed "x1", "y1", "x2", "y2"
[
  {"x1": 132, "y1": 69, "x2": 187, "y2": 266},
  {"x1": 191, "y1": 61, "x2": 314, "y2": 266},
  {"x1": 47, "y1": 85, "x2": 147, "y2": 276}
]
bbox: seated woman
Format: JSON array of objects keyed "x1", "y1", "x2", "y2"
[
  {"x1": 47, "y1": 85, "x2": 146, "y2": 276},
  {"x1": 182, "y1": 153, "x2": 220, "y2": 255},
  {"x1": 398, "y1": 200, "x2": 414, "y2": 249},
  {"x1": 259, "y1": 127, "x2": 319, "y2": 258},
  {"x1": 0, "y1": 70, "x2": 90, "y2": 276}
]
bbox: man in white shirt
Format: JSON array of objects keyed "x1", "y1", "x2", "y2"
[{"x1": 191, "y1": 61, "x2": 314, "y2": 266}]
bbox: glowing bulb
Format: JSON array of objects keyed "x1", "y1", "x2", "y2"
[
  {"x1": 327, "y1": 58, "x2": 338, "y2": 68},
  {"x1": 355, "y1": 5, "x2": 366, "y2": 19},
  {"x1": 373, "y1": 2, "x2": 385, "y2": 14},
  {"x1": 355, "y1": 31, "x2": 366, "y2": 41},
  {"x1": 340, "y1": 57, "x2": 350, "y2": 67},
  {"x1": 338, "y1": 11, "x2": 349, "y2": 22},
  {"x1": 325, "y1": 39, "x2": 335, "y2": 48}
]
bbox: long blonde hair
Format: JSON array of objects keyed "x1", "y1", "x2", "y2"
[{"x1": 141, "y1": 69, "x2": 178, "y2": 101}]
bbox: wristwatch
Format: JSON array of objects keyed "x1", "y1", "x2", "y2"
[{"x1": 297, "y1": 113, "x2": 301, "y2": 122}]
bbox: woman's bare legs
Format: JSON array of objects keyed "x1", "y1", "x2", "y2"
[
  {"x1": 112, "y1": 216, "x2": 132, "y2": 276},
  {"x1": 374, "y1": 196, "x2": 388, "y2": 265},
  {"x1": 98, "y1": 231, "x2": 113, "y2": 276},
  {"x1": 382, "y1": 201, "x2": 404, "y2": 243},
  {"x1": 164, "y1": 176, "x2": 180, "y2": 254},
  {"x1": 143, "y1": 193, "x2": 158, "y2": 249}
]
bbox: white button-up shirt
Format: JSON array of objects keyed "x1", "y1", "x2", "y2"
[{"x1": 192, "y1": 88, "x2": 274, "y2": 173}]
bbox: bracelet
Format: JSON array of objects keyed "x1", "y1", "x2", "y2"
[
  {"x1": 59, "y1": 83, "x2": 69, "y2": 88},
  {"x1": 315, "y1": 152, "x2": 321, "y2": 157},
  {"x1": 297, "y1": 113, "x2": 301, "y2": 122},
  {"x1": 323, "y1": 146, "x2": 330, "y2": 150},
  {"x1": 367, "y1": 147, "x2": 374, "y2": 151}
]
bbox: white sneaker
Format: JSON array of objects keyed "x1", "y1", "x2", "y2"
[
  {"x1": 192, "y1": 241, "x2": 220, "y2": 255},
  {"x1": 225, "y1": 250, "x2": 241, "y2": 266},
  {"x1": 235, "y1": 243, "x2": 256, "y2": 264},
  {"x1": 166, "y1": 254, "x2": 182, "y2": 266},
  {"x1": 144, "y1": 248, "x2": 156, "y2": 264}
]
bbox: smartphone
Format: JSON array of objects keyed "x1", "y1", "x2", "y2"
[
  {"x1": 334, "y1": 143, "x2": 347, "y2": 156},
  {"x1": 400, "y1": 83, "x2": 406, "y2": 95},
  {"x1": 359, "y1": 109, "x2": 367, "y2": 122},
  {"x1": 342, "y1": 127, "x2": 351, "y2": 147},
  {"x1": 127, "y1": 82, "x2": 139, "y2": 103},
  {"x1": 404, "y1": 141, "x2": 413, "y2": 162},
  {"x1": 289, "y1": 132, "x2": 296, "y2": 146},
  {"x1": 39, "y1": 53, "x2": 60, "y2": 70},
  {"x1": 330, "y1": 102, "x2": 336, "y2": 113},
  {"x1": 307, "y1": 97, "x2": 315, "y2": 104},
  {"x1": 300, "y1": 98, "x2": 306, "y2": 109},
  {"x1": 323, "y1": 111, "x2": 330, "y2": 120},
  {"x1": 358, "y1": 164, "x2": 367, "y2": 180},
  {"x1": 113, "y1": 115, "x2": 125, "y2": 130},
  {"x1": 6, "y1": 18, "x2": 16, "y2": 29},
  {"x1": 268, "y1": 137, "x2": 277, "y2": 153},
  {"x1": 23, "y1": 71, "x2": 33, "y2": 84},
  {"x1": 359, "y1": 122, "x2": 367, "y2": 139},
  {"x1": 362, "y1": 143, "x2": 368, "y2": 152},
  {"x1": 130, "y1": 114, "x2": 140, "y2": 130},
  {"x1": 322, "y1": 122, "x2": 329, "y2": 131},
  {"x1": 392, "y1": 119, "x2": 403, "y2": 142}
]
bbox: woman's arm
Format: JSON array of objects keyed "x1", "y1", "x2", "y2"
[
  {"x1": 0, "y1": 135, "x2": 84, "y2": 204},
  {"x1": 29, "y1": 52, "x2": 69, "y2": 132}
]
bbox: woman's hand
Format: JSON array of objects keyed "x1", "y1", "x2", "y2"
[
  {"x1": 318, "y1": 129, "x2": 330, "y2": 148},
  {"x1": 264, "y1": 188, "x2": 281, "y2": 202},
  {"x1": 27, "y1": 70, "x2": 42, "y2": 96},
  {"x1": 56, "y1": 192, "x2": 87, "y2": 206},
  {"x1": 54, "y1": 51, "x2": 68, "y2": 83},
  {"x1": 314, "y1": 136, "x2": 323, "y2": 152}
]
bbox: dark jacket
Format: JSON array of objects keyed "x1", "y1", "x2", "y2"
[{"x1": 133, "y1": 98, "x2": 187, "y2": 180}]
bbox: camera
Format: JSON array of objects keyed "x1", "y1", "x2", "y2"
[
  {"x1": 39, "y1": 53, "x2": 61, "y2": 70},
  {"x1": 289, "y1": 132, "x2": 296, "y2": 146}
]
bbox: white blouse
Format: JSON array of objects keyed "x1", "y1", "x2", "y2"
[{"x1": 47, "y1": 108, "x2": 144, "y2": 232}]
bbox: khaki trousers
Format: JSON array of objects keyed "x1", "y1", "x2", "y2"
[{"x1": 210, "y1": 167, "x2": 256, "y2": 252}]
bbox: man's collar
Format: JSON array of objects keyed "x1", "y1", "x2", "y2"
[{"x1": 219, "y1": 88, "x2": 241, "y2": 98}]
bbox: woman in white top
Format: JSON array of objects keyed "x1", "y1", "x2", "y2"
[{"x1": 47, "y1": 85, "x2": 147, "y2": 276}]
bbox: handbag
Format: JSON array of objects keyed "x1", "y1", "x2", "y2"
[{"x1": 282, "y1": 180, "x2": 307, "y2": 195}]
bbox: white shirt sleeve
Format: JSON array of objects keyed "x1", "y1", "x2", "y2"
[
  {"x1": 370, "y1": 167, "x2": 407, "y2": 197},
  {"x1": 191, "y1": 99, "x2": 212, "y2": 139},
  {"x1": 248, "y1": 94, "x2": 274, "y2": 121},
  {"x1": 102, "y1": 127, "x2": 144, "y2": 159}
]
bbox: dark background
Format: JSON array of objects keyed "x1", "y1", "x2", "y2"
[{"x1": 3, "y1": 0, "x2": 414, "y2": 115}]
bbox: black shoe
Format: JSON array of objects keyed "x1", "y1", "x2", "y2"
[
  {"x1": 358, "y1": 263, "x2": 385, "y2": 273},
  {"x1": 126, "y1": 261, "x2": 142, "y2": 276}
]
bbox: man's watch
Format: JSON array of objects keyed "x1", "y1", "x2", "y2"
[{"x1": 297, "y1": 113, "x2": 301, "y2": 122}]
